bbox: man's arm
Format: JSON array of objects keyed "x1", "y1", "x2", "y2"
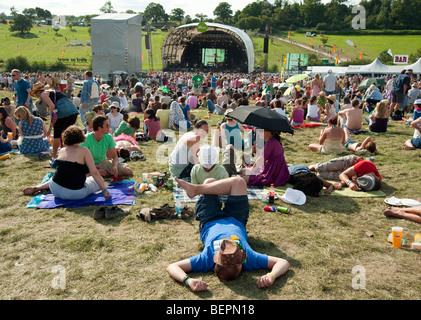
[
  {"x1": 166, "y1": 259, "x2": 208, "y2": 292},
  {"x1": 256, "y1": 256, "x2": 290, "y2": 288},
  {"x1": 107, "y1": 147, "x2": 119, "y2": 177}
]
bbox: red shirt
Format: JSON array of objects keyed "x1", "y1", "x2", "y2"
[{"x1": 354, "y1": 160, "x2": 381, "y2": 180}]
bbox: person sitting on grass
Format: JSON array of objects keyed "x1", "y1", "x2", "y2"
[
  {"x1": 113, "y1": 115, "x2": 140, "y2": 138},
  {"x1": 402, "y1": 116, "x2": 421, "y2": 150},
  {"x1": 383, "y1": 206, "x2": 421, "y2": 224},
  {"x1": 80, "y1": 115, "x2": 133, "y2": 177},
  {"x1": 22, "y1": 125, "x2": 111, "y2": 200},
  {"x1": 337, "y1": 98, "x2": 363, "y2": 134},
  {"x1": 343, "y1": 127, "x2": 377, "y2": 154},
  {"x1": 166, "y1": 177, "x2": 290, "y2": 292},
  {"x1": 308, "y1": 116, "x2": 345, "y2": 155},
  {"x1": 190, "y1": 145, "x2": 229, "y2": 185}
]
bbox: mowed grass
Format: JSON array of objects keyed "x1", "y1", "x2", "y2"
[
  {"x1": 1, "y1": 88, "x2": 421, "y2": 300},
  {"x1": 1, "y1": 24, "x2": 420, "y2": 72}
]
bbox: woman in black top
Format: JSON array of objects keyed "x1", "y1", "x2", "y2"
[{"x1": 23, "y1": 125, "x2": 110, "y2": 200}]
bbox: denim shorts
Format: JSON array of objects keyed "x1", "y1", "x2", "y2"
[{"x1": 195, "y1": 194, "x2": 249, "y2": 231}]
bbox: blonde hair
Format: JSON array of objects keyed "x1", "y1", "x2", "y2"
[
  {"x1": 15, "y1": 106, "x2": 34, "y2": 125},
  {"x1": 374, "y1": 100, "x2": 389, "y2": 119}
]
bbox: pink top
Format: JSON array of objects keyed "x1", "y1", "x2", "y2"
[
  {"x1": 187, "y1": 95, "x2": 198, "y2": 109},
  {"x1": 144, "y1": 118, "x2": 162, "y2": 138}
]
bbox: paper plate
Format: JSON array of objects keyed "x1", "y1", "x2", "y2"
[
  {"x1": 384, "y1": 197, "x2": 401, "y2": 206},
  {"x1": 400, "y1": 199, "x2": 421, "y2": 207}
]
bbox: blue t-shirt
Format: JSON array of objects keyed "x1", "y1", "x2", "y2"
[
  {"x1": 189, "y1": 217, "x2": 268, "y2": 273},
  {"x1": 180, "y1": 104, "x2": 190, "y2": 120},
  {"x1": 14, "y1": 79, "x2": 32, "y2": 106},
  {"x1": 211, "y1": 77, "x2": 217, "y2": 88},
  {"x1": 392, "y1": 74, "x2": 410, "y2": 93}
]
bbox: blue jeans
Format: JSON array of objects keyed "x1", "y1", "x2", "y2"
[
  {"x1": 207, "y1": 99, "x2": 215, "y2": 113},
  {"x1": 195, "y1": 195, "x2": 249, "y2": 231}
]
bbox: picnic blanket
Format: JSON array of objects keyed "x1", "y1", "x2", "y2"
[
  {"x1": 173, "y1": 177, "x2": 264, "y2": 203},
  {"x1": 266, "y1": 183, "x2": 386, "y2": 199},
  {"x1": 292, "y1": 123, "x2": 322, "y2": 129},
  {"x1": 27, "y1": 173, "x2": 136, "y2": 209}
]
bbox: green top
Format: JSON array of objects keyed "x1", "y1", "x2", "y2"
[
  {"x1": 190, "y1": 164, "x2": 229, "y2": 184},
  {"x1": 113, "y1": 121, "x2": 134, "y2": 137},
  {"x1": 81, "y1": 132, "x2": 116, "y2": 163},
  {"x1": 192, "y1": 74, "x2": 203, "y2": 89}
]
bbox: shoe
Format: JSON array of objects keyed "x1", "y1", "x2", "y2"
[
  {"x1": 105, "y1": 206, "x2": 130, "y2": 220},
  {"x1": 136, "y1": 208, "x2": 151, "y2": 222},
  {"x1": 93, "y1": 207, "x2": 107, "y2": 220},
  {"x1": 151, "y1": 204, "x2": 176, "y2": 219},
  {"x1": 391, "y1": 112, "x2": 402, "y2": 121},
  {"x1": 181, "y1": 206, "x2": 195, "y2": 219}
]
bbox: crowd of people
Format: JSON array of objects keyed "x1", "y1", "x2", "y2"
[{"x1": 1, "y1": 66, "x2": 421, "y2": 291}]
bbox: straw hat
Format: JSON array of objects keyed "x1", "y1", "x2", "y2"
[
  {"x1": 84, "y1": 111, "x2": 96, "y2": 124},
  {"x1": 30, "y1": 82, "x2": 46, "y2": 97},
  {"x1": 319, "y1": 91, "x2": 326, "y2": 97},
  {"x1": 327, "y1": 94, "x2": 336, "y2": 102}
]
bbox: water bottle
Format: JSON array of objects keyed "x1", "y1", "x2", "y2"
[
  {"x1": 269, "y1": 184, "x2": 275, "y2": 204},
  {"x1": 175, "y1": 195, "x2": 182, "y2": 218}
]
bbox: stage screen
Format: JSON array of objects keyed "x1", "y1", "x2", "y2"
[{"x1": 202, "y1": 48, "x2": 225, "y2": 66}]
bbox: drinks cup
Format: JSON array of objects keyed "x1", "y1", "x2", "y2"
[{"x1": 392, "y1": 227, "x2": 404, "y2": 248}]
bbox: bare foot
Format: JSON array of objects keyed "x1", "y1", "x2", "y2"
[
  {"x1": 383, "y1": 207, "x2": 402, "y2": 218},
  {"x1": 175, "y1": 178, "x2": 197, "y2": 199},
  {"x1": 23, "y1": 187, "x2": 40, "y2": 195},
  {"x1": 308, "y1": 165, "x2": 316, "y2": 171}
]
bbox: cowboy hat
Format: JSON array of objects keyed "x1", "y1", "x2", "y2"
[
  {"x1": 280, "y1": 188, "x2": 306, "y2": 205},
  {"x1": 213, "y1": 239, "x2": 247, "y2": 267},
  {"x1": 30, "y1": 82, "x2": 46, "y2": 97},
  {"x1": 327, "y1": 94, "x2": 336, "y2": 102}
]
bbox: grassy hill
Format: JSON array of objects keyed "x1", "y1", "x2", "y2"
[{"x1": 0, "y1": 23, "x2": 419, "y2": 72}]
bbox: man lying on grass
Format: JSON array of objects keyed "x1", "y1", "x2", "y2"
[{"x1": 166, "y1": 177, "x2": 290, "y2": 292}]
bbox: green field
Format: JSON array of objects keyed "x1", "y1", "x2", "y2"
[{"x1": 0, "y1": 23, "x2": 420, "y2": 72}]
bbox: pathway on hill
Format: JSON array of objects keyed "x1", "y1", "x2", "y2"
[{"x1": 274, "y1": 36, "x2": 351, "y2": 62}]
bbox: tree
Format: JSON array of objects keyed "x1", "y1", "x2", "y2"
[
  {"x1": 10, "y1": 14, "x2": 33, "y2": 34},
  {"x1": 213, "y1": 2, "x2": 233, "y2": 24},
  {"x1": 22, "y1": 8, "x2": 37, "y2": 19},
  {"x1": 378, "y1": 49, "x2": 394, "y2": 65},
  {"x1": 171, "y1": 8, "x2": 185, "y2": 25},
  {"x1": 34, "y1": 7, "x2": 52, "y2": 20},
  {"x1": 100, "y1": 1, "x2": 117, "y2": 13},
  {"x1": 236, "y1": 16, "x2": 262, "y2": 30},
  {"x1": 300, "y1": 0, "x2": 325, "y2": 28},
  {"x1": 195, "y1": 13, "x2": 208, "y2": 22},
  {"x1": 143, "y1": 3, "x2": 167, "y2": 23}
]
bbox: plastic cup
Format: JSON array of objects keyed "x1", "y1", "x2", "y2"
[
  {"x1": 392, "y1": 227, "x2": 404, "y2": 248},
  {"x1": 142, "y1": 173, "x2": 148, "y2": 183},
  {"x1": 7, "y1": 132, "x2": 12, "y2": 139}
]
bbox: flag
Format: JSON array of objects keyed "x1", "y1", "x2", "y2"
[
  {"x1": 62, "y1": 51, "x2": 64, "y2": 57},
  {"x1": 6, "y1": 20, "x2": 9, "y2": 25},
  {"x1": 335, "y1": 57, "x2": 339, "y2": 65},
  {"x1": 360, "y1": 53, "x2": 363, "y2": 59},
  {"x1": 310, "y1": 39, "x2": 312, "y2": 45},
  {"x1": 333, "y1": 45, "x2": 336, "y2": 53},
  {"x1": 387, "y1": 49, "x2": 393, "y2": 57},
  {"x1": 288, "y1": 32, "x2": 290, "y2": 39},
  {"x1": 19, "y1": 50, "x2": 22, "y2": 56},
  {"x1": 142, "y1": 55, "x2": 144, "y2": 61},
  {"x1": 284, "y1": 56, "x2": 287, "y2": 65}
]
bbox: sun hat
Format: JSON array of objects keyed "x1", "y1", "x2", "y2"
[
  {"x1": 280, "y1": 188, "x2": 306, "y2": 205},
  {"x1": 29, "y1": 82, "x2": 46, "y2": 97},
  {"x1": 213, "y1": 239, "x2": 247, "y2": 267},
  {"x1": 110, "y1": 101, "x2": 120, "y2": 109},
  {"x1": 198, "y1": 145, "x2": 220, "y2": 168},
  {"x1": 224, "y1": 108, "x2": 234, "y2": 117},
  {"x1": 356, "y1": 173, "x2": 376, "y2": 191},
  {"x1": 327, "y1": 94, "x2": 336, "y2": 102},
  {"x1": 84, "y1": 111, "x2": 96, "y2": 124},
  {"x1": 414, "y1": 99, "x2": 421, "y2": 105}
]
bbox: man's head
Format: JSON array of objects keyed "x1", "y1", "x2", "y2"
[
  {"x1": 11, "y1": 69, "x2": 21, "y2": 81},
  {"x1": 92, "y1": 115, "x2": 109, "y2": 132},
  {"x1": 84, "y1": 70, "x2": 93, "y2": 79},
  {"x1": 213, "y1": 240, "x2": 247, "y2": 281}
]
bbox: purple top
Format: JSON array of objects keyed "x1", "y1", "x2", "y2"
[
  {"x1": 248, "y1": 137, "x2": 290, "y2": 186},
  {"x1": 292, "y1": 108, "x2": 305, "y2": 124},
  {"x1": 369, "y1": 117, "x2": 388, "y2": 133}
]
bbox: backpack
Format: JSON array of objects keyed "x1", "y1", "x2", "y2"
[{"x1": 90, "y1": 81, "x2": 100, "y2": 99}]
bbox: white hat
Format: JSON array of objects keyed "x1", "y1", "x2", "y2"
[
  {"x1": 111, "y1": 101, "x2": 120, "y2": 109},
  {"x1": 415, "y1": 99, "x2": 421, "y2": 105},
  {"x1": 280, "y1": 188, "x2": 306, "y2": 205},
  {"x1": 198, "y1": 145, "x2": 220, "y2": 168}
]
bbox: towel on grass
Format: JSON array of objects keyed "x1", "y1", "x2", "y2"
[
  {"x1": 173, "y1": 177, "x2": 264, "y2": 203},
  {"x1": 27, "y1": 178, "x2": 136, "y2": 209},
  {"x1": 266, "y1": 183, "x2": 386, "y2": 198}
]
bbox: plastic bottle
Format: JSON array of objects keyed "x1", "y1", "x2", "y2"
[
  {"x1": 175, "y1": 195, "x2": 182, "y2": 218},
  {"x1": 269, "y1": 184, "x2": 275, "y2": 204}
]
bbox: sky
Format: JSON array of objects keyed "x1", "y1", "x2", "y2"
[{"x1": 0, "y1": 0, "x2": 360, "y2": 19}]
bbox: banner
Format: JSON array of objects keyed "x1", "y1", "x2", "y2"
[
  {"x1": 394, "y1": 55, "x2": 409, "y2": 64},
  {"x1": 346, "y1": 39, "x2": 354, "y2": 46},
  {"x1": 285, "y1": 53, "x2": 308, "y2": 71}
]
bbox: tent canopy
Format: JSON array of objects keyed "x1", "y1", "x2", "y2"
[{"x1": 91, "y1": 13, "x2": 143, "y2": 77}]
